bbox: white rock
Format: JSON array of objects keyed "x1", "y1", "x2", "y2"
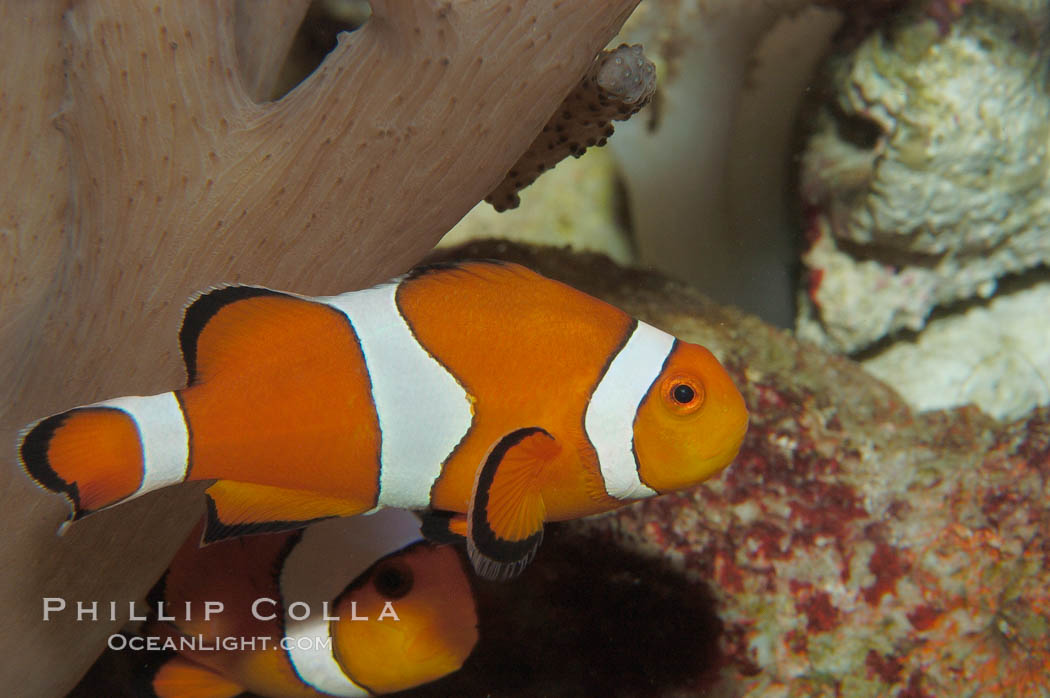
[{"x1": 862, "y1": 280, "x2": 1050, "y2": 421}]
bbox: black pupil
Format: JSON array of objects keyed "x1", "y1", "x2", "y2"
[
  {"x1": 673, "y1": 384, "x2": 695, "y2": 404},
  {"x1": 374, "y1": 564, "x2": 414, "y2": 599}
]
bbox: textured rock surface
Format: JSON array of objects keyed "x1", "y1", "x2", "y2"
[
  {"x1": 863, "y1": 276, "x2": 1050, "y2": 421},
  {"x1": 74, "y1": 241, "x2": 1049, "y2": 696},
  {"x1": 798, "y1": 3, "x2": 1050, "y2": 354}
]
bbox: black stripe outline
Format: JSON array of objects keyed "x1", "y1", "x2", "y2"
[
  {"x1": 184, "y1": 285, "x2": 383, "y2": 514},
  {"x1": 420, "y1": 510, "x2": 467, "y2": 544},
  {"x1": 578, "y1": 317, "x2": 638, "y2": 497},
  {"x1": 271, "y1": 529, "x2": 306, "y2": 640},
  {"x1": 391, "y1": 278, "x2": 476, "y2": 509},
  {"x1": 19, "y1": 411, "x2": 79, "y2": 509},
  {"x1": 179, "y1": 285, "x2": 287, "y2": 385},
  {"x1": 19, "y1": 405, "x2": 152, "y2": 522},
  {"x1": 632, "y1": 338, "x2": 680, "y2": 493},
  {"x1": 322, "y1": 296, "x2": 383, "y2": 512},
  {"x1": 201, "y1": 494, "x2": 335, "y2": 544},
  {"x1": 402, "y1": 258, "x2": 512, "y2": 282},
  {"x1": 172, "y1": 391, "x2": 195, "y2": 482}
]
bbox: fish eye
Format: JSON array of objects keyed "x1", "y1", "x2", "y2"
[
  {"x1": 373, "y1": 561, "x2": 414, "y2": 599},
  {"x1": 672, "y1": 384, "x2": 695, "y2": 404},
  {"x1": 661, "y1": 375, "x2": 704, "y2": 414}
]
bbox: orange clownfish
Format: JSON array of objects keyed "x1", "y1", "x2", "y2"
[
  {"x1": 19, "y1": 261, "x2": 749, "y2": 579},
  {"x1": 144, "y1": 509, "x2": 478, "y2": 697}
]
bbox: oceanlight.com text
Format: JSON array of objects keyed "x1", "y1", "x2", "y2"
[{"x1": 108, "y1": 633, "x2": 333, "y2": 653}]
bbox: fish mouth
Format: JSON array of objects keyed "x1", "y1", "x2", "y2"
[
  {"x1": 653, "y1": 440, "x2": 747, "y2": 496},
  {"x1": 692, "y1": 414, "x2": 749, "y2": 478},
  {"x1": 704, "y1": 407, "x2": 749, "y2": 455}
]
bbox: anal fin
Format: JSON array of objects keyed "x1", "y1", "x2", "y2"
[
  {"x1": 467, "y1": 427, "x2": 556, "y2": 581},
  {"x1": 152, "y1": 655, "x2": 245, "y2": 698},
  {"x1": 203, "y1": 480, "x2": 369, "y2": 543}
]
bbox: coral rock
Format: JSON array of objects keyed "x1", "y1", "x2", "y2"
[
  {"x1": 862, "y1": 274, "x2": 1050, "y2": 420},
  {"x1": 798, "y1": 3, "x2": 1050, "y2": 353}
]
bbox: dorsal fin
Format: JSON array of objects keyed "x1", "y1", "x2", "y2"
[
  {"x1": 179, "y1": 285, "x2": 289, "y2": 385},
  {"x1": 403, "y1": 259, "x2": 534, "y2": 283}
]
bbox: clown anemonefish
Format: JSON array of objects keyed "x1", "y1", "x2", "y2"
[
  {"x1": 144, "y1": 509, "x2": 478, "y2": 697},
  {"x1": 19, "y1": 261, "x2": 749, "y2": 579}
]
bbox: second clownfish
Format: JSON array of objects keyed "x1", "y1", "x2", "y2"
[
  {"x1": 145, "y1": 509, "x2": 478, "y2": 697},
  {"x1": 20, "y1": 261, "x2": 749, "y2": 579}
]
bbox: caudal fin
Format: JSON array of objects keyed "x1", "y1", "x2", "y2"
[{"x1": 19, "y1": 393, "x2": 191, "y2": 527}]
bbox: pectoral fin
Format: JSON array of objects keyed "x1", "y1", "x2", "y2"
[
  {"x1": 467, "y1": 427, "x2": 556, "y2": 581},
  {"x1": 152, "y1": 655, "x2": 245, "y2": 698},
  {"x1": 203, "y1": 480, "x2": 369, "y2": 543}
]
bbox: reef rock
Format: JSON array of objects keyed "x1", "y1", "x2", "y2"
[
  {"x1": 797, "y1": 2, "x2": 1050, "y2": 355},
  {"x1": 863, "y1": 275, "x2": 1050, "y2": 421}
]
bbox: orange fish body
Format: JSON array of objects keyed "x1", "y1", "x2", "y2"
[
  {"x1": 146, "y1": 510, "x2": 478, "y2": 697},
  {"x1": 20, "y1": 261, "x2": 749, "y2": 578}
]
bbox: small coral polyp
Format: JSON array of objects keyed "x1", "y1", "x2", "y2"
[{"x1": 486, "y1": 44, "x2": 656, "y2": 211}]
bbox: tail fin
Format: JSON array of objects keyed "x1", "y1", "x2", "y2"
[{"x1": 19, "y1": 393, "x2": 190, "y2": 528}]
